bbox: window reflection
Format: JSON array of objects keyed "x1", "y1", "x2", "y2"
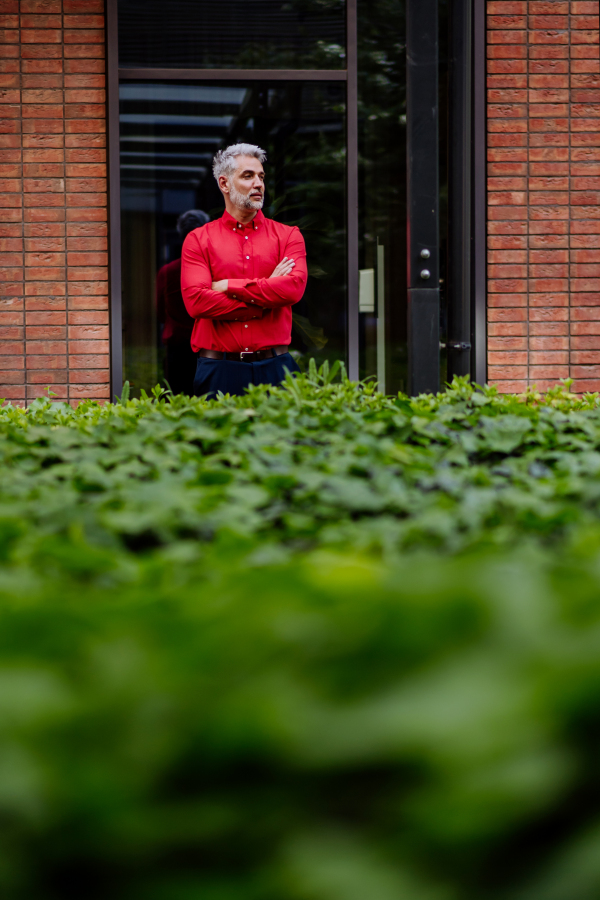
[
  {"x1": 358, "y1": 0, "x2": 407, "y2": 394},
  {"x1": 118, "y1": 0, "x2": 346, "y2": 70},
  {"x1": 119, "y1": 81, "x2": 347, "y2": 395}
]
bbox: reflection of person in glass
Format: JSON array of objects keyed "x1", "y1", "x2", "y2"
[
  {"x1": 181, "y1": 143, "x2": 308, "y2": 398},
  {"x1": 156, "y1": 210, "x2": 210, "y2": 394}
]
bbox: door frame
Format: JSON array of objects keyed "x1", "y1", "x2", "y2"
[{"x1": 105, "y1": 0, "x2": 485, "y2": 398}]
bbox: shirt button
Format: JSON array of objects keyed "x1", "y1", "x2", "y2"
[
  {"x1": 244, "y1": 324, "x2": 248, "y2": 328},
  {"x1": 245, "y1": 236, "x2": 248, "y2": 240},
  {"x1": 233, "y1": 294, "x2": 237, "y2": 298},
  {"x1": 246, "y1": 255, "x2": 250, "y2": 259}
]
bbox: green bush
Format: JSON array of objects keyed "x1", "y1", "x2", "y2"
[{"x1": 1, "y1": 370, "x2": 600, "y2": 898}]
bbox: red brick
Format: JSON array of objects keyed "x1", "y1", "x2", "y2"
[
  {"x1": 65, "y1": 251, "x2": 107, "y2": 267},
  {"x1": 64, "y1": 58, "x2": 105, "y2": 73},
  {"x1": 25, "y1": 310, "x2": 65, "y2": 325},
  {"x1": 26, "y1": 324, "x2": 66, "y2": 339},
  {"x1": 69, "y1": 354, "x2": 108, "y2": 368},
  {"x1": 69, "y1": 384, "x2": 109, "y2": 398},
  {"x1": 529, "y1": 322, "x2": 568, "y2": 335},
  {"x1": 530, "y1": 46, "x2": 569, "y2": 59},
  {"x1": 572, "y1": 336, "x2": 600, "y2": 351},
  {"x1": 488, "y1": 248, "x2": 527, "y2": 261},
  {"x1": 27, "y1": 369, "x2": 67, "y2": 384},
  {"x1": 0, "y1": 370, "x2": 24, "y2": 384},
  {"x1": 0, "y1": 340, "x2": 23, "y2": 354},
  {"x1": 66, "y1": 267, "x2": 107, "y2": 284},
  {"x1": 68, "y1": 296, "x2": 107, "y2": 310},
  {"x1": 0, "y1": 356, "x2": 23, "y2": 370},
  {"x1": 25, "y1": 297, "x2": 65, "y2": 310},
  {"x1": 0, "y1": 324, "x2": 22, "y2": 338},
  {"x1": 69, "y1": 368, "x2": 109, "y2": 383},
  {"x1": 67, "y1": 310, "x2": 107, "y2": 324},
  {"x1": 21, "y1": 29, "x2": 62, "y2": 43},
  {"x1": 21, "y1": 42, "x2": 63, "y2": 60},
  {"x1": 63, "y1": 29, "x2": 104, "y2": 44},
  {"x1": 26, "y1": 384, "x2": 69, "y2": 399},
  {"x1": 0, "y1": 387, "x2": 26, "y2": 400},
  {"x1": 24, "y1": 280, "x2": 66, "y2": 296},
  {"x1": 489, "y1": 337, "x2": 528, "y2": 350},
  {"x1": 63, "y1": 44, "x2": 105, "y2": 59},
  {"x1": 488, "y1": 366, "x2": 529, "y2": 379},
  {"x1": 20, "y1": 1, "x2": 61, "y2": 11},
  {"x1": 63, "y1": 1, "x2": 104, "y2": 11}
]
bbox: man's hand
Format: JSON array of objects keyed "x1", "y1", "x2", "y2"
[
  {"x1": 269, "y1": 257, "x2": 295, "y2": 278},
  {"x1": 211, "y1": 279, "x2": 228, "y2": 292}
]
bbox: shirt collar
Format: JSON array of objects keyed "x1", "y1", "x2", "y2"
[{"x1": 222, "y1": 209, "x2": 264, "y2": 231}]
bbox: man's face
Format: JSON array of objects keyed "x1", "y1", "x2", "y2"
[{"x1": 224, "y1": 155, "x2": 265, "y2": 211}]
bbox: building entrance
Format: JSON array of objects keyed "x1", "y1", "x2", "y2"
[{"x1": 109, "y1": 0, "x2": 447, "y2": 397}]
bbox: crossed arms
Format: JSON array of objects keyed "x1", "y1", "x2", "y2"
[{"x1": 180, "y1": 226, "x2": 307, "y2": 322}]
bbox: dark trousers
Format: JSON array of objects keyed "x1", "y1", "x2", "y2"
[
  {"x1": 193, "y1": 352, "x2": 299, "y2": 399},
  {"x1": 165, "y1": 342, "x2": 197, "y2": 395}
]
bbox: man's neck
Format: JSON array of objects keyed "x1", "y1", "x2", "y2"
[{"x1": 224, "y1": 199, "x2": 258, "y2": 225}]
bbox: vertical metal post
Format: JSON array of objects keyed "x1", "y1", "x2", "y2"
[
  {"x1": 472, "y1": 0, "x2": 487, "y2": 385},
  {"x1": 447, "y1": 0, "x2": 473, "y2": 381},
  {"x1": 406, "y1": 0, "x2": 440, "y2": 396},
  {"x1": 106, "y1": 0, "x2": 123, "y2": 397},
  {"x1": 376, "y1": 241, "x2": 386, "y2": 393},
  {"x1": 346, "y1": 0, "x2": 359, "y2": 381}
]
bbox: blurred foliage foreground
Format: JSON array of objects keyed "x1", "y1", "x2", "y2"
[{"x1": 4, "y1": 366, "x2": 600, "y2": 898}]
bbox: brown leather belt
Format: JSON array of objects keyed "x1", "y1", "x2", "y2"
[{"x1": 198, "y1": 345, "x2": 289, "y2": 362}]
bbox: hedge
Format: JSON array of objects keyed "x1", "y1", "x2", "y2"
[{"x1": 1, "y1": 368, "x2": 600, "y2": 898}]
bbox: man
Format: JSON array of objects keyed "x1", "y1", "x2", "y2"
[
  {"x1": 181, "y1": 143, "x2": 307, "y2": 398},
  {"x1": 156, "y1": 209, "x2": 209, "y2": 395}
]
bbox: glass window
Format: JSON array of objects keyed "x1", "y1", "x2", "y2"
[
  {"x1": 119, "y1": 81, "x2": 347, "y2": 395},
  {"x1": 357, "y1": 0, "x2": 407, "y2": 394},
  {"x1": 118, "y1": 0, "x2": 347, "y2": 70}
]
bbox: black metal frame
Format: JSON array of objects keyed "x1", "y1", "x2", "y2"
[
  {"x1": 105, "y1": 0, "x2": 486, "y2": 397},
  {"x1": 118, "y1": 68, "x2": 347, "y2": 81},
  {"x1": 472, "y1": 0, "x2": 487, "y2": 385},
  {"x1": 446, "y1": 0, "x2": 487, "y2": 386},
  {"x1": 406, "y1": 0, "x2": 440, "y2": 395},
  {"x1": 106, "y1": 0, "x2": 122, "y2": 398}
]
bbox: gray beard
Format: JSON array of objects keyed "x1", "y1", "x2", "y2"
[{"x1": 229, "y1": 184, "x2": 264, "y2": 212}]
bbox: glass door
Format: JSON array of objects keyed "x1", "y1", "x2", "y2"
[{"x1": 109, "y1": 0, "x2": 424, "y2": 397}]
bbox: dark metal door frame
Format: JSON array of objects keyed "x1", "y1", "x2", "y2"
[
  {"x1": 406, "y1": 0, "x2": 440, "y2": 396},
  {"x1": 446, "y1": 0, "x2": 487, "y2": 386}
]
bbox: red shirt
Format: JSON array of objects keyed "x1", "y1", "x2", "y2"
[
  {"x1": 180, "y1": 209, "x2": 307, "y2": 352},
  {"x1": 155, "y1": 258, "x2": 194, "y2": 345}
]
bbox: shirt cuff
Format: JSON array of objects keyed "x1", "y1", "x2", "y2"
[{"x1": 227, "y1": 279, "x2": 257, "y2": 304}]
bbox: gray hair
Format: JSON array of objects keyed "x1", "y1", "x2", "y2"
[{"x1": 212, "y1": 143, "x2": 267, "y2": 181}]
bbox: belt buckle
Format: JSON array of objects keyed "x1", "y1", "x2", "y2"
[{"x1": 239, "y1": 351, "x2": 254, "y2": 361}]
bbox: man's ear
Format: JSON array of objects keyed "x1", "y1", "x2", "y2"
[{"x1": 218, "y1": 175, "x2": 229, "y2": 195}]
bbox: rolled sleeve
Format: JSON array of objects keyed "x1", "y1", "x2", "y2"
[{"x1": 181, "y1": 231, "x2": 256, "y2": 321}]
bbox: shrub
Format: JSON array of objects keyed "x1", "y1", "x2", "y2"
[{"x1": 0, "y1": 371, "x2": 599, "y2": 898}]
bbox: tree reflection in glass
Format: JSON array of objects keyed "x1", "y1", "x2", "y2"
[
  {"x1": 118, "y1": 0, "x2": 347, "y2": 71},
  {"x1": 358, "y1": 0, "x2": 407, "y2": 394}
]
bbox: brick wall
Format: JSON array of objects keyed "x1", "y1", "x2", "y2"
[
  {"x1": 1, "y1": 2, "x2": 598, "y2": 402},
  {"x1": 0, "y1": 0, "x2": 108, "y2": 406},
  {"x1": 488, "y1": 0, "x2": 600, "y2": 393}
]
